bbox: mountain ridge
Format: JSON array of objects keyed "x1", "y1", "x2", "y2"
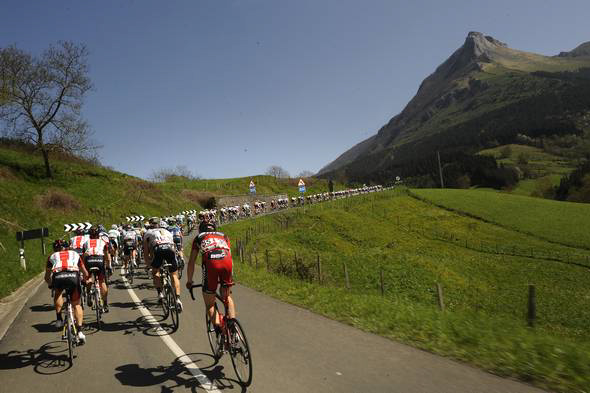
[{"x1": 318, "y1": 32, "x2": 590, "y2": 181}]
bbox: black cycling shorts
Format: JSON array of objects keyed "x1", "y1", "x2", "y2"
[
  {"x1": 151, "y1": 245, "x2": 177, "y2": 272},
  {"x1": 52, "y1": 271, "x2": 81, "y2": 298},
  {"x1": 85, "y1": 255, "x2": 105, "y2": 276}
]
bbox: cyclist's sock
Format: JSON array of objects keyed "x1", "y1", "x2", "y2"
[
  {"x1": 157, "y1": 288, "x2": 162, "y2": 295},
  {"x1": 56, "y1": 312, "x2": 62, "y2": 321}
]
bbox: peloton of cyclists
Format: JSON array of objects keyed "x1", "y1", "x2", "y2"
[
  {"x1": 45, "y1": 239, "x2": 89, "y2": 343},
  {"x1": 186, "y1": 218, "x2": 237, "y2": 338},
  {"x1": 143, "y1": 217, "x2": 183, "y2": 311}
]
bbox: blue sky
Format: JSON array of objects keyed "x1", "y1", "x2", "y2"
[{"x1": 1, "y1": 0, "x2": 589, "y2": 179}]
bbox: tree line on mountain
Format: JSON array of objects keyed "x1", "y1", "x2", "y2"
[{"x1": 555, "y1": 159, "x2": 590, "y2": 202}]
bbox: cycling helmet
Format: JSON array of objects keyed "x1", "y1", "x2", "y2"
[
  {"x1": 160, "y1": 221, "x2": 168, "y2": 229},
  {"x1": 98, "y1": 224, "x2": 106, "y2": 233},
  {"x1": 53, "y1": 239, "x2": 69, "y2": 252},
  {"x1": 199, "y1": 221, "x2": 216, "y2": 233},
  {"x1": 89, "y1": 226, "x2": 100, "y2": 239},
  {"x1": 74, "y1": 228, "x2": 84, "y2": 236},
  {"x1": 167, "y1": 218, "x2": 177, "y2": 225},
  {"x1": 111, "y1": 224, "x2": 117, "y2": 230},
  {"x1": 149, "y1": 217, "x2": 160, "y2": 228}
]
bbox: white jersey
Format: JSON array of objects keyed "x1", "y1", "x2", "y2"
[
  {"x1": 48, "y1": 250, "x2": 81, "y2": 273},
  {"x1": 83, "y1": 238, "x2": 109, "y2": 257},
  {"x1": 144, "y1": 228, "x2": 174, "y2": 250},
  {"x1": 108, "y1": 229, "x2": 120, "y2": 240}
]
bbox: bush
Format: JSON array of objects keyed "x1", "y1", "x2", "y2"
[{"x1": 36, "y1": 189, "x2": 81, "y2": 211}]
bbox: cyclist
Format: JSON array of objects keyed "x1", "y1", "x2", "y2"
[
  {"x1": 121, "y1": 224, "x2": 138, "y2": 275},
  {"x1": 185, "y1": 220, "x2": 235, "y2": 336},
  {"x1": 83, "y1": 226, "x2": 111, "y2": 313},
  {"x1": 143, "y1": 217, "x2": 182, "y2": 311},
  {"x1": 69, "y1": 228, "x2": 88, "y2": 256},
  {"x1": 44, "y1": 239, "x2": 89, "y2": 343},
  {"x1": 107, "y1": 224, "x2": 121, "y2": 266},
  {"x1": 167, "y1": 218, "x2": 184, "y2": 257}
]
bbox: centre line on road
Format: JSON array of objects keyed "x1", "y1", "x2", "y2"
[{"x1": 120, "y1": 268, "x2": 221, "y2": 392}]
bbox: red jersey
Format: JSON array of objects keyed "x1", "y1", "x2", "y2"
[{"x1": 192, "y1": 231, "x2": 231, "y2": 255}]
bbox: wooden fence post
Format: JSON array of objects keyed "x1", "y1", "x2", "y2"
[
  {"x1": 343, "y1": 262, "x2": 350, "y2": 290},
  {"x1": 527, "y1": 284, "x2": 536, "y2": 327},
  {"x1": 380, "y1": 268, "x2": 384, "y2": 296},
  {"x1": 255, "y1": 253, "x2": 258, "y2": 269},
  {"x1": 436, "y1": 283, "x2": 445, "y2": 311}
]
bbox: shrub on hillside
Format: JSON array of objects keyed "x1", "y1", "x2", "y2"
[{"x1": 36, "y1": 189, "x2": 81, "y2": 211}]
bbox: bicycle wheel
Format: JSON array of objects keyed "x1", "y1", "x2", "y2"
[
  {"x1": 205, "y1": 305, "x2": 221, "y2": 359},
  {"x1": 161, "y1": 278, "x2": 170, "y2": 319},
  {"x1": 229, "y1": 319, "x2": 252, "y2": 386},
  {"x1": 66, "y1": 308, "x2": 74, "y2": 363},
  {"x1": 167, "y1": 284, "x2": 179, "y2": 330},
  {"x1": 94, "y1": 283, "x2": 102, "y2": 330},
  {"x1": 128, "y1": 259, "x2": 134, "y2": 285}
]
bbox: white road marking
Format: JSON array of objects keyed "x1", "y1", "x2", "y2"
[{"x1": 120, "y1": 268, "x2": 221, "y2": 392}]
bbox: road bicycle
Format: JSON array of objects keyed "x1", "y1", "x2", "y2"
[
  {"x1": 87, "y1": 263, "x2": 104, "y2": 330},
  {"x1": 160, "y1": 261, "x2": 180, "y2": 331},
  {"x1": 189, "y1": 284, "x2": 252, "y2": 386},
  {"x1": 60, "y1": 286, "x2": 79, "y2": 364},
  {"x1": 126, "y1": 254, "x2": 136, "y2": 284}
]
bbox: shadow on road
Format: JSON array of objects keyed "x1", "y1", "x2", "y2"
[
  {"x1": 29, "y1": 304, "x2": 54, "y2": 312},
  {"x1": 114, "y1": 353, "x2": 245, "y2": 392},
  {"x1": 0, "y1": 341, "x2": 72, "y2": 375}
]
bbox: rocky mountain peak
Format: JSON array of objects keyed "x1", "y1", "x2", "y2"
[{"x1": 464, "y1": 32, "x2": 508, "y2": 59}]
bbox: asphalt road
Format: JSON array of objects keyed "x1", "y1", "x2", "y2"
[{"x1": 0, "y1": 244, "x2": 545, "y2": 392}]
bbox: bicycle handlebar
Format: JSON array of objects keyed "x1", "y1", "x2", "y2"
[{"x1": 188, "y1": 283, "x2": 203, "y2": 301}]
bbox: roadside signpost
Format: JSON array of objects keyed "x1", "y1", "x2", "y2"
[
  {"x1": 298, "y1": 178, "x2": 306, "y2": 193},
  {"x1": 15, "y1": 227, "x2": 50, "y2": 270},
  {"x1": 249, "y1": 180, "x2": 256, "y2": 195}
]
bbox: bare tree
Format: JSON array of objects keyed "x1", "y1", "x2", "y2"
[
  {"x1": 0, "y1": 41, "x2": 96, "y2": 178},
  {"x1": 150, "y1": 165, "x2": 201, "y2": 182},
  {"x1": 297, "y1": 170, "x2": 314, "y2": 178},
  {"x1": 266, "y1": 165, "x2": 290, "y2": 179}
]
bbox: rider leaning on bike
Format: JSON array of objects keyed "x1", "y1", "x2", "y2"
[
  {"x1": 45, "y1": 239, "x2": 90, "y2": 343},
  {"x1": 186, "y1": 219, "x2": 236, "y2": 335},
  {"x1": 143, "y1": 217, "x2": 183, "y2": 311},
  {"x1": 83, "y1": 226, "x2": 112, "y2": 313},
  {"x1": 121, "y1": 224, "x2": 138, "y2": 274}
]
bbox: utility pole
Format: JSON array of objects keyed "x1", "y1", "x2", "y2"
[{"x1": 437, "y1": 151, "x2": 444, "y2": 188}]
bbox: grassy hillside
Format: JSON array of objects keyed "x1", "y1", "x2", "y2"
[
  {"x1": 0, "y1": 145, "x2": 205, "y2": 297},
  {"x1": 222, "y1": 189, "x2": 590, "y2": 392},
  {"x1": 411, "y1": 188, "x2": 590, "y2": 249},
  {"x1": 478, "y1": 143, "x2": 576, "y2": 197}
]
